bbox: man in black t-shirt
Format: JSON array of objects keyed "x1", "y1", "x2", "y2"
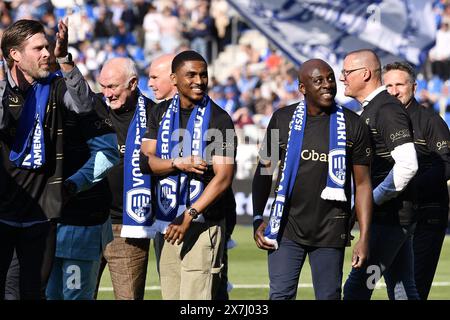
[
  {"x1": 140, "y1": 50, "x2": 236, "y2": 300},
  {"x1": 341, "y1": 50, "x2": 419, "y2": 300},
  {"x1": 383, "y1": 61, "x2": 450, "y2": 300},
  {"x1": 93, "y1": 57, "x2": 156, "y2": 300},
  {"x1": 252, "y1": 59, "x2": 372, "y2": 300}
]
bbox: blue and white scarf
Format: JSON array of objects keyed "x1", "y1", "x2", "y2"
[
  {"x1": 120, "y1": 94, "x2": 154, "y2": 239},
  {"x1": 264, "y1": 101, "x2": 347, "y2": 249},
  {"x1": 152, "y1": 93, "x2": 211, "y2": 234},
  {"x1": 9, "y1": 73, "x2": 58, "y2": 169}
]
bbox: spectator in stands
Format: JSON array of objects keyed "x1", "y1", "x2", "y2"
[
  {"x1": 189, "y1": 1, "x2": 215, "y2": 62},
  {"x1": 428, "y1": 21, "x2": 450, "y2": 80}
]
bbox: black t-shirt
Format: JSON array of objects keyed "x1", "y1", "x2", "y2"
[
  {"x1": 261, "y1": 103, "x2": 371, "y2": 247},
  {"x1": 407, "y1": 99, "x2": 450, "y2": 224},
  {"x1": 360, "y1": 90, "x2": 414, "y2": 224},
  {"x1": 95, "y1": 93, "x2": 155, "y2": 225},
  {"x1": 144, "y1": 98, "x2": 237, "y2": 221},
  {"x1": 59, "y1": 101, "x2": 116, "y2": 226},
  {"x1": 0, "y1": 78, "x2": 74, "y2": 222}
]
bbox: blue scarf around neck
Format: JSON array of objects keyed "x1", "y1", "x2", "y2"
[
  {"x1": 264, "y1": 101, "x2": 347, "y2": 249},
  {"x1": 153, "y1": 93, "x2": 211, "y2": 234},
  {"x1": 120, "y1": 93, "x2": 155, "y2": 238},
  {"x1": 9, "y1": 73, "x2": 58, "y2": 169}
]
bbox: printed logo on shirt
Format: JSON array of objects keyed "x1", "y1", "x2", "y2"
[
  {"x1": 390, "y1": 129, "x2": 410, "y2": 143},
  {"x1": 119, "y1": 144, "x2": 126, "y2": 154},
  {"x1": 366, "y1": 148, "x2": 372, "y2": 157},
  {"x1": 301, "y1": 149, "x2": 327, "y2": 162},
  {"x1": 437, "y1": 140, "x2": 449, "y2": 151},
  {"x1": 95, "y1": 118, "x2": 113, "y2": 129},
  {"x1": 365, "y1": 117, "x2": 370, "y2": 125},
  {"x1": 8, "y1": 95, "x2": 20, "y2": 107}
]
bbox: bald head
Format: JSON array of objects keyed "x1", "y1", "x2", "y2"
[
  {"x1": 298, "y1": 58, "x2": 337, "y2": 111},
  {"x1": 101, "y1": 57, "x2": 139, "y2": 80},
  {"x1": 340, "y1": 49, "x2": 382, "y2": 103},
  {"x1": 148, "y1": 53, "x2": 177, "y2": 101},
  {"x1": 98, "y1": 57, "x2": 139, "y2": 110},
  {"x1": 298, "y1": 59, "x2": 333, "y2": 84},
  {"x1": 346, "y1": 49, "x2": 381, "y2": 76}
]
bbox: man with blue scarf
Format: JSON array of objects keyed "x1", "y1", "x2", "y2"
[
  {"x1": 140, "y1": 50, "x2": 237, "y2": 300},
  {"x1": 252, "y1": 59, "x2": 372, "y2": 300},
  {"x1": 0, "y1": 19, "x2": 98, "y2": 299},
  {"x1": 94, "y1": 57, "x2": 156, "y2": 300}
]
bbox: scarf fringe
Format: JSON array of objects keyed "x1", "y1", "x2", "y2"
[
  {"x1": 120, "y1": 225, "x2": 155, "y2": 239},
  {"x1": 264, "y1": 237, "x2": 279, "y2": 250},
  {"x1": 320, "y1": 187, "x2": 347, "y2": 201}
]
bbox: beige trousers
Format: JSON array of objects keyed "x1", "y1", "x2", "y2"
[{"x1": 159, "y1": 218, "x2": 225, "y2": 300}]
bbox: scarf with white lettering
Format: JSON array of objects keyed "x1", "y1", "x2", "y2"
[
  {"x1": 152, "y1": 94, "x2": 211, "y2": 234},
  {"x1": 264, "y1": 101, "x2": 347, "y2": 249},
  {"x1": 120, "y1": 93, "x2": 154, "y2": 238},
  {"x1": 9, "y1": 73, "x2": 58, "y2": 169}
]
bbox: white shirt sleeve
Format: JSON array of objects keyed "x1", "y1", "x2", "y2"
[{"x1": 373, "y1": 142, "x2": 418, "y2": 205}]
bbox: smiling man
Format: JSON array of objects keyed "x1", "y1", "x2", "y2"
[
  {"x1": 341, "y1": 49, "x2": 419, "y2": 300},
  {"x1": 252, "y1": 58, "x2": 372, "y2": 300},
  {"x1": 95, "y1": 57, "x2": 156, "y2": 300},
  {"x1": 140, "y1": 50, "x2": 237, "y2": 300},
  {"x1": 0, "y1": 18, "x2": 97, "y2": 299}
]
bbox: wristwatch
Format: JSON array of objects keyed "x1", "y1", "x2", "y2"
[
  {"x1": 56, "y1": 52, "x2": 73, "y2": 65},
  {"x1": 186, "y1": 206, "x2": 199, "y2": 220}
]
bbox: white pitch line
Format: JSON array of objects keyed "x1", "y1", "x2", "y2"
[{"x1": 98, "y1": 282, "x2": 450, "y2": 292}]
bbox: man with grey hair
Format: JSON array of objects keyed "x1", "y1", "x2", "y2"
[
  {"x1": 383, "y1": 61, "x2": 450, "y2": 300},
  {"x1": 94, "y1": 57, "x2": 156, "y2": 300}
]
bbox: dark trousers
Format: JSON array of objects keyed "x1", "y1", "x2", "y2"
[
  {"x1": 0, "y1": 221, "x2": 56, "y2": 300},
  {"x1": 413, "y1": 219, "x2": 447, "y2": 300},
  {"x1": 268, "y1": 237, "x2": 344, "y2": 300}
]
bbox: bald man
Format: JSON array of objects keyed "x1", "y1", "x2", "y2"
[
  {"x1": 94, "y1": 57, "x2": 156, "y2": 300},
  {"x1": 340, "y1": 49, "x2": 419, "y2": 300},
  {"x1": 252, "y1": 59, "x2": 372, "y2": 300},
  {"x1": 148, "y1": 54, "x2": 177, "y2": 101}
]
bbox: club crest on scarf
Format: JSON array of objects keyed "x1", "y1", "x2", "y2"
[
  {"x1": 121, "y1": 93, "x2": 154, "y2": 237},
  {"x1": 157, "y1": 177, "x2": 177, "y2": 215},
  {"x1": 126, "y1": 187, "x2": 151, "y2": 223},
  {"x1": 328, "y1": 149, "x2": 346, "y2": 186}
]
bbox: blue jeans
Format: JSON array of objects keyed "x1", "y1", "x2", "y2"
[
  {"x1": 384, "y1": 233, "x2": 419, "y2": 300},
  {"x1": 343, "y1": 223, "x2": 418, "y2": 300},
  {"x1": 268, "y1": 237, "x2": 344, "y2": 300},
  {"x1": 46, "y1": 258, "x2": 100, "y2": 300}
]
